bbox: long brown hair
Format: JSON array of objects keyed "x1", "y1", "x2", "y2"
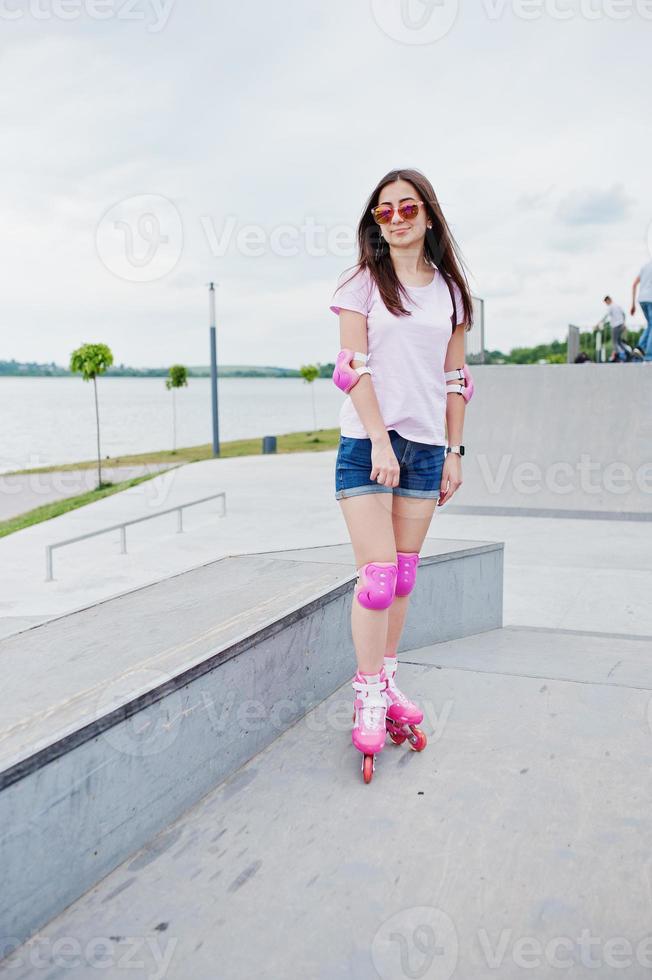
[{"x1": 336, "y1": 167, "x2": 474, "y2": 329}]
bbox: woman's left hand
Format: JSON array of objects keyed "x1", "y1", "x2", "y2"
[{"x1": 437, "y1": 452, "x2": 463, "y2": 506}]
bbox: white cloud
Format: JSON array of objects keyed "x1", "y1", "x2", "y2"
[
  {"x1": 556, "y1": 183, "x2": 634, "y2": 225},
  {"x1": 2, "y1": 1, "x2": 652, "y2": 367}
]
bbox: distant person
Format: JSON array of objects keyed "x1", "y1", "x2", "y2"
[
  {"x1": 630, "y1": 258, "x2": 652, "y2": 361},
  {"x1": 599, "y1": 296, "x2": 630, "y2": 362},
  {"x1": 574, "y1": 352, "x2": 592, "y2": 363}
]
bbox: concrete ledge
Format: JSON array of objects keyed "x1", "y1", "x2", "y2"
[
  {"x1": 444, "y1": 504, "x2": 652, "y2": 522},
  {"x1": 0, "y1": 538, "x2": 503, "y2": 950}
]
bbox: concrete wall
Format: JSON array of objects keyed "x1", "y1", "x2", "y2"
[{"x1": 445, "y1": 363, "x2": 652, "y2": 518}]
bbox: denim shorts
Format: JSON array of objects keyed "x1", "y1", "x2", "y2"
[{"x1": 335, "y1": 429, "x2": 446, "y2": 500}]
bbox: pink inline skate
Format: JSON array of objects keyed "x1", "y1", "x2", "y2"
[
  {"x1": 351, "y1": 669, "x2": 388, "y2": 783},
  {"x1": 383, "y1": 655, "x2": 427, "y2": 752}
]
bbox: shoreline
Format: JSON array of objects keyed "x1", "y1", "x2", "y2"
[{"x1": 1, "y1": 428, "x2": 339, "y2": 477}]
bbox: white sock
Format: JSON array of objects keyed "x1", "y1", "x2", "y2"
[{"x1": 358, "y1": 671, "x2": 381, "y2": 683}]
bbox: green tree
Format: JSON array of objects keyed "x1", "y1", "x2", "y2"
[
  {"x1": 70, "y1": 342, "x2": 114, "y2": 489},
  {"x1": 165, "y1": 364, "x2": 189, "y2": 452},
  {"x1": 300, "y1": 363, "x2": 319, "y2": 431}
]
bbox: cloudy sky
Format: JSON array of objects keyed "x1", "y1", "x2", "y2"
[{"x1": 2, "y1": 0, "x2": 651, "y2": 369}]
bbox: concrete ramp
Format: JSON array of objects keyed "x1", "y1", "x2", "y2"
[{"x1": 0, "y1": 538, "x2": 502, "y2": 955}]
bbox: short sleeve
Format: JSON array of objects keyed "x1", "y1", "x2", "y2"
[
  {"x1": 451, "y1": 280, "x2": 466, "y2": 327},
  {"x1": 329, "y1": 266, "x2": 372, "y2": 316}
]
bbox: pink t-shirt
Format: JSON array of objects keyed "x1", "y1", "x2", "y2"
[{"x1": 329, "y1": 264, "x2": 465, "y2": 445}]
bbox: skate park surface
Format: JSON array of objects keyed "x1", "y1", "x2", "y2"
[{"x1": 2, "y1": 363, "x2": 652, "y2": 978}]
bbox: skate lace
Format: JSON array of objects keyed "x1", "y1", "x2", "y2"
[
  {"x1": 361, "y1": 702, "x2": 385, "y2": 730},
  {"x1": 353, "y1": 681, "x2": 386, "y2": 731}
]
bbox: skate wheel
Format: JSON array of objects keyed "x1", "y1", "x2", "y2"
[
  {"x1": 408, "y1": 727, "x2": 427, "y2": 752},
  {"x1": 362, "y1": 754, "x2": 374, "y2": 783},
  {"x1": 388, "y1": 728, "x2": 407, "y2": 745},
  {"x1": 386, "y1": 718, "x2": 408, "y2": 745}
]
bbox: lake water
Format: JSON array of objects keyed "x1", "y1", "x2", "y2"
[{"x1": 0, "y1": 377, "x2": 343, "y2": 473}]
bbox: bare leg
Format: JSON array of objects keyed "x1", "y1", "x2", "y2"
[
  {"x1": 338, "y1": 493, "x2": 397, "y2": 674},
  {"x1": 386, "y1": 496, "x2": 437, "y2": 656}
]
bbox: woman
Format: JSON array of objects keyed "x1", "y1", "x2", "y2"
[{"x1": 330, "y1": 167, "x2": 474, "y2": 782}]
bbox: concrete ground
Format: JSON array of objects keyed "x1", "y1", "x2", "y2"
[
  {"x1": 2, "y1": 624, "x2": 652, "y2": 979},
  {"x1": 1, "y1": 450, "x2": 651, "y2": 640},
  {"x1": 2, "y1": 451, "x2": 652, "y2": 978}
]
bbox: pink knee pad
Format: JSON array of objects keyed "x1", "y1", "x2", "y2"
[
  {"x1": 355, "y1": 561, "x2": 398, "y2": 610},
  {"x1": 395, "y1": 552, "x2": 419, "y2": 596}
]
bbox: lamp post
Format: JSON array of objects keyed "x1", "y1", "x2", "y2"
[{"x1": 208, "y1": 281, "x2": 220, "y2": 456}]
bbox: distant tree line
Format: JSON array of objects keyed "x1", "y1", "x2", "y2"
[
  {"x1": 0, "y1": 360, "x2": 304, "y2": 378},
  {"x1": 3, "y1": 325, "x2": 640, "y2": 378}
]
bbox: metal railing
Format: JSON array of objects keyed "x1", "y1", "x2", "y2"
[
  {"x1": 45, "y1": 491, "x2": 226, "y2": 582},
  {"x1": 568, "y1": 323, "x2": 609, "y2": 362}
]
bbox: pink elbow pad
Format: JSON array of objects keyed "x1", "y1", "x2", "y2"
[
  {"x1": 445, "y1": 363, "x2": 475, "y2": 402},
  {"x1": 333, "y1": 348, "x2": 371, "y2": 393}
]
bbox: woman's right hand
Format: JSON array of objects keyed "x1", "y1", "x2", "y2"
[{"x1": 370, "y1": 437, "x2": 400, "y2": 488}]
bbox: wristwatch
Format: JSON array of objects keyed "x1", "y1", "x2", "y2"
[{"x1": 445, "y1": 445, "x2": 465, "y2": 456}]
